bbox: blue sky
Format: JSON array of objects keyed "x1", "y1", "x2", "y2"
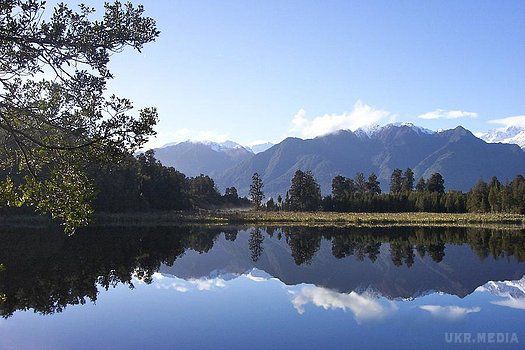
[{"x1": 83, "y1": 0, "x2": 525, "y2": 147}]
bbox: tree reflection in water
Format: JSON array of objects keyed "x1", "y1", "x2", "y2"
[{"x1": 0, "y1": 225, "x2": 524, "y2": 318}]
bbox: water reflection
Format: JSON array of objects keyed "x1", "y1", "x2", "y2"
[
  {"x1": 288, "y1": 285, "x2": 398, "y2": 322},
  {"x1": 0, "y1": 225, "x2": 524, "y2": 318},
  {"x1": 419, "y1": 305, "x2": 481, "y2": 321}
]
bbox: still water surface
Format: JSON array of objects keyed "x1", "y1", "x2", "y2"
[{"x1": 0, "y1": 225, "x2": 524, "y2": 349}]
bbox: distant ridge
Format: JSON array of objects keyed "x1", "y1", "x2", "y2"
[
  {"x1": 153, "y1": 140, "x2": 253, "y2": 178},
  {"x1": 150, "y1": 124, "x2": 525, "y2": 196},
  {"x1": 218, "y1": 124, "x2": 525, "y2": 196}
]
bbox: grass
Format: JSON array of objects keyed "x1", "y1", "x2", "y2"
[
  {"x1": 90, "y1": 210, "x2": 525, "y2": 229},
  {"x1": 2, "y1": 210, "x2": 524, "y2": 229}
]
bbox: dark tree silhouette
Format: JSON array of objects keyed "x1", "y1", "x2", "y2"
[
  {"x1": 249, "y1": 228, "x2": 264, "y2": 262},
  {"x1": 0, "y1": 1, "x2": 159, "y2": 231},
  {"x1": 287, "y1": 170, "x2": 322, "y2": 211},
  {"x1": 249, "y1": 173, "x2": 265, "y2": 209},
  {"x1": 390, "y1": 169, "x2": 403, "y2": 194}
]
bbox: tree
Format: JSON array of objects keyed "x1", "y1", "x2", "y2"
[
  {"x1": 265, "y1": 198, "x2": 278, "y2": 211},
  {"x1": 249, "y1": 173, "x2": 264, "y2": 209},
  {"x1": 402, "y1": 168, "x2": 415, "y2": 192},
  {"x1": 390, "y1": 169, "x2": 403, "y2": 194},
  {"x1": 354, "y1": 172, "x2": 367, "y2": 193},
  {"x1": 189, "y1": 174, "x2": 220, "y2": 208},
  {"x1": 0, "y1": 1, "x2": 159, "y2": 232},
  {"x1": 366, "y1": 173, "x2": 381, "y2": 195},
  {"x1": 332, "y1": 175, "x2": 354, "y2": 210},
  {"x1": 288, "y1": 170, "x2": 321, "y2": 211},
  {"x1": 224, "y1": 187, "x2": 239, "y2": 204},
  {"x1": 487, "y1": 177, "x2": 501, "y2": 212},
  {"x1": 138, "y1": 150, "x2": 190, "y2": 210},
  {"x1": 427, "y1": 173, "x2": 445, "y2": 193},
  {"x1": 332, "y1": 175, "x2": 349, "y2": 201},
  {"x1": 467, "y1": 179, "x2": 489, "y2": 212},
  {"x1": 416, "y1": 177, "x2": 427, "y2": 192}
]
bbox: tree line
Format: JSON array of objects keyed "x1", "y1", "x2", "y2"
[
  {"x1": 1, "y1": 150, "x2": 250, "y2": 215},
  {"x1": 3, "y1": 149, "x2": 523, "y2": 217},
  {"x1": 92, "y1": 150, "x2": 251, "y2": 212},
  {"x1": 253, "y1": 169, "x2": 525, "y2": 214}
]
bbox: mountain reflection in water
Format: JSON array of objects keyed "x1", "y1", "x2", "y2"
[{"x1": 1, "y1": 225, "x2": 524, "y2": 318}]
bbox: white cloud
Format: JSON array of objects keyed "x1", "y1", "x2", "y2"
[
  {"x1": 417, "y1": 109, "x2": 478, "y2": 120},
  {"x1": 289, "y1": 285, "x2": 397, "y2": 323},
  {"x1": 488, "y1": 115, "x2": 525, "y2": 128},
  {"x1": 419, "y1": 305, "x2": 480, "y2": 321},
  {"x1": 288, "y1": 100, "x2": 392, "y2": 139}
]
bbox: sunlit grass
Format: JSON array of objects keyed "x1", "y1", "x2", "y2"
[
  {"x1": 91, "y1": 211, "x2": 525, "y2": 229},
  {"x1": 3, "y1": 211, "x2": 524, "y2": 229}
]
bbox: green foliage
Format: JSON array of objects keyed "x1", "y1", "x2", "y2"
[
  {"x1": 354, "y1": 172, "x2": 367, "y2": 193},
  {"x1": 265, "y1": 197, "x2": 278, "y2": 211},
  {"x1": 390, "y1": 168, "x2": 403, "y2": 194},
  {"x1": 189, "y1": 174, "x2": 221, "y2": 208},
  {"x1": 286, "y1": 170, "x2": 321, "y2": 211},
  {"x1": 139, "y1": 151, "x2": 192, "y2": 210},
  {"x1": 366, "y1": 173, "x2": 381, "y2": 195},
  {"x1": 0, "y1": 1, "x2": 159, "y2": 231},
  {"x1": 427, "y1": 173, "x2": 445, "y2": 193},
  {"x1": 402, "y1": 168, "x2": 415, "y2": 192},
  {"x1": 317, "y1": 169, "x2": 524, "y2": 214},
  {"x1": 249, "y1": 173, "x2": 264, "y2": 209},
  {"x1": 415, "y1": 177, "x2": 426, "y2": 192}
]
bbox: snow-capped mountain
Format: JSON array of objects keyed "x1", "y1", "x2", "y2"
[
  {"x1": 481, "y1": 126, "x2": 525, "y2": 149},
  {"x1": 152, "y1": 140, "x2": 253, "y2": 177},
  {"x1": 194, "y1": 140, "x2": 249, "y2": 152},
  {"x1": 479, "y1": 276, "x2": 525, "y2": 299},
  {"x1": 355, "y1": 122, "x2": 434, "y2": 137},
  {"x1": 247, "y1": 142, "x2": 274, "y2": 154},
  {"x1": 161, "y1": 140, "x2": 249, "y2": 152}
]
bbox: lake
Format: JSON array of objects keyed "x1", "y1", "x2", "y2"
[{"x1": 0, "y1": 225, "x2": 524, "y2": 349}]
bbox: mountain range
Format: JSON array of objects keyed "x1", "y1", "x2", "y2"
[{"x1": 152, "y1": 124, "x2": 525, "y2": 197}]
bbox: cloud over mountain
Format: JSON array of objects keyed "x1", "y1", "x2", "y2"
[{"x1": 289, "y1": 100, "x2": 393, "y2": 139}]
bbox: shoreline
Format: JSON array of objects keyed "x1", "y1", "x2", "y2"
[{"x1": 2, "y1": 211, "x2": 524, "y2": 230}]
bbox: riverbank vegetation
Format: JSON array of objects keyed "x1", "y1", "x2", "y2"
[
  {"x1": 91, "y1": 211, "x2": 525, "y2": 228},
  {"x1": 2, "y1": 151, "x2": 524, "y2": 230}
]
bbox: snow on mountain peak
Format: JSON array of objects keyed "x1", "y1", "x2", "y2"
[
  {"x1": 173, "y1": 139, "x2": 250, "y2": 152},
  {"x1": 478, "y1": 276, "x2": 525, "y2": 299},
  {"x1": 480, "y1": 126, "x2": 525, "y2": 149},
  {"x1": 355, "y1": 123, "x2": 434, "y2": 137},
  {"x1": 247, "y1": 142, "x2": 274, "y2": 154}
]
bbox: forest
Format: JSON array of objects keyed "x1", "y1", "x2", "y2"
[
  {"x1": 262, "y1": 168, "x2": 525, "y2": 214},
  {"x1": 2, "y1": 147, "x2": 524, "y2": 221}
]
